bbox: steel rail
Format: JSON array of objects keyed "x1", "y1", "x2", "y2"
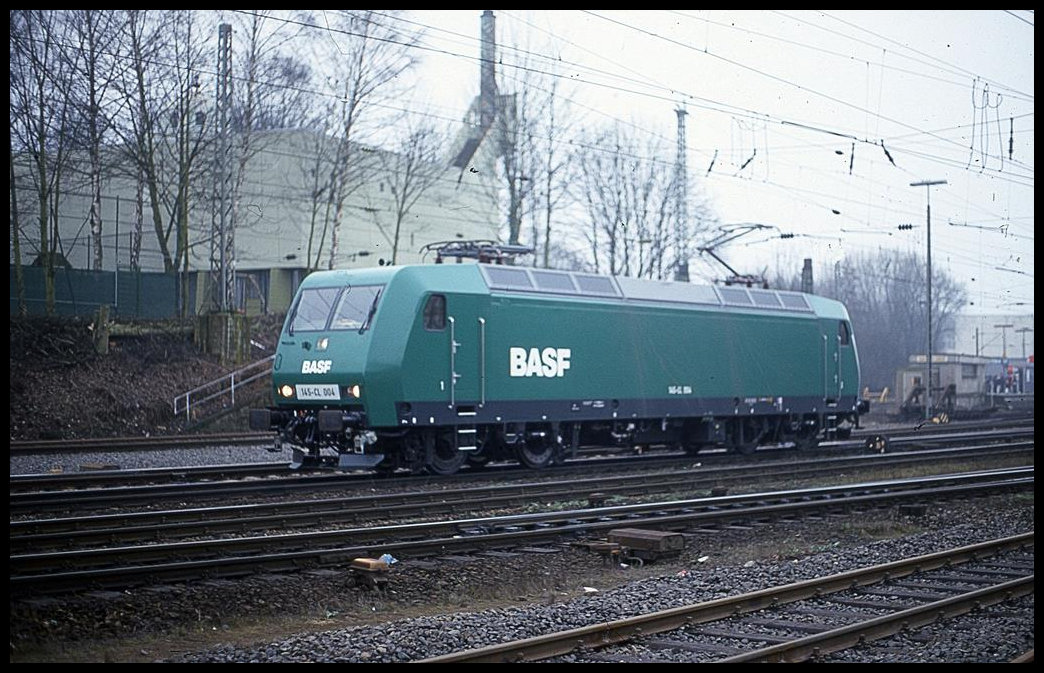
[
  {"x1": 9, "y1": 472, "x2": 1033, "y2": 595},
  {"x1": 10, "y1": 445, "x2": 1035, "y2": 550},
  {"x1": 9, "y1": 415, "x2": 1032, "y2": 455},
  {"x1": 10, "y1": 427, "x2": 1035, "y2": 507},
  {"x1": 417, "y1": 533, "x2": 1034, "y2": 663}
]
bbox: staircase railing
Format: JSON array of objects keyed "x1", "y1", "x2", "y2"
[{"x1": 173, "y1": 354, "x2": 275, "y2": 423}]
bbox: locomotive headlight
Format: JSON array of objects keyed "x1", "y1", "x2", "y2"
[
  {"x1": 347, "y1": 384, "x2": 361, "y2": 398},
  {"x1": 279, "y1": 384, "x2": 295, "y2": 398},
  {"x1": 317, "y1": 337, "x2": 329, "y2": 351}
]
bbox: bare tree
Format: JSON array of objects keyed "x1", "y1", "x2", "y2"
[
  {"x1": 171, "y1": 12, "x2": 213, "y2": 314},
  {"x1": 773, "y1": 249, "x2": 967, "y2": 389},
  {"x1": 242, "y1": 53, "x2": 316, "y2": 132},
  {"x1": 115, "y1": 10, "x2": 175, "y2": 273},
  {"x1": 10, "y1": 9, "x2": 77, "y2": 315},
  {"x1": 295, "y1": 117, "x2": 339, "y2": 272},
  {"x1": 493, "y1": 89, "x2": 533, "y2": 248},
  {"x1": 63, "y1": 10, "x2": 124, "y2": 271},
  {"x1": 10, "y1": 144, "x2": 27, "y2": 315},
  {"x1": 113, "y1": 10, "x2": 211, "y2": 289},
  {"x1": 570, "y1": 123, "x2": 679, "y2": 279},
  {"x1": 369, "y1": 122, "x2": 448, "y2": 265},
  {"x1": 470, "y1": 28, "x2": 579, "y2": 265},
  {"x1": 533, "y1": 74, "x2": 577, "y2": 269},
  {"x1": 227, "y1": 11, "x2": 311, "y2": 245},
  {"x1": 298, "y1": 107, "x2": 382, "y2": 271},
  {"x1": 493, "y1": 46, "x2": 577, "y2": 268},
  {"x1": 308, "y1": 10, "x2": 417, "y2": 269}
]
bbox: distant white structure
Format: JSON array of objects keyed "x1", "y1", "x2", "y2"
[{"x1": 942, "y1": 313, "x2": 1034, "y2": 361}]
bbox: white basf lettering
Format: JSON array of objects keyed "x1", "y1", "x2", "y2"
[
  {"x1": 509, "y1": 347, "x2": 571, "y2": 377},
  {"x1": 509, "y1": 347, "x2": 528, "y2": 376},
  {"x1": 301, "y1": 359, "x2": 333, "y2": 374},
  {"x1": 556, "y1": 348, "x2": 571, "y2": 376}
]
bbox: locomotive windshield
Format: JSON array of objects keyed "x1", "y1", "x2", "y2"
[{"x1": 287, "y1": 285, "x2": 383, "y2": 333}]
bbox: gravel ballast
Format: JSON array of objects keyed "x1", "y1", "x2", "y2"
[{"x1": 11, "y1": 494, "x2": 1033, "y2": 663}]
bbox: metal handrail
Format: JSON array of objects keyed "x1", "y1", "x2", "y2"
[{"x1": 173, "y1": 354, "x2": 275, "y2": 422}]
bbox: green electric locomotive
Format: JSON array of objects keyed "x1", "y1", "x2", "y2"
[{"x1": 250, "y1": 242, "x2": 868, "y2": 473}]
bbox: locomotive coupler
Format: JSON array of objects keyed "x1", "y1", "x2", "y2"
[
  {"x1": 317, "y1": 410, "x2": 364, "y2": 433},
  {"x1": 353, "y1": 430, "x2": 378, "y2": 454}
]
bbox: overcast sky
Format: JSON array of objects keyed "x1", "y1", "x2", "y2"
[{"x1": 395, "y1": 10, "x2": 1033, "y2": 317}]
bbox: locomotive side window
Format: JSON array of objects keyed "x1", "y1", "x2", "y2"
[
  {"x1": 839, "y1": 320, "x2": 851, "y2": 346},
  {"x1": 424, "y1": 294, "x2": 446, "y2": 331}
]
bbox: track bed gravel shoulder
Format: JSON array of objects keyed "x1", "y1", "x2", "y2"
[{"x1": 9, "y1": 493, "x2": 1033, "y2": 663}]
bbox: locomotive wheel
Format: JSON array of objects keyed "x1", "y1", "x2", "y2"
[
  {"x1": 683, "y1": 442, "x2": 706, "y2": 456},
  {"x1": 731, "y1": 419, "x2": 761, "y2": 455},
  {"x1": 791, "y1": 418, "x2": 820, "y2": 451},
  {"x1": 465, "y1": 453, "x2": 491, "y2": 469},
  {"x1": 401, "y1": 433, "x2": 430, "y2": 474},
  {"x1": 516, "y1": 437, "x2": 554, "y2": 469},
  {"x1": 465, "y1": 431, "x2": 493, "y2": 469},
  {"x1": 373, "y1": 455, "x2": 398, "y2": 477},
  {"x1": 426, "y1": 431, "x2": 466, "y2": 475},
  {"x1": 792, "y1": 427, "x2": 820, "y2": 451},
  {"x1": 793, "y1": 435, "x2": 820, "y2": 451},
  {"x1": 733, "y1": 439, "x2": 758, "y2": 455}
]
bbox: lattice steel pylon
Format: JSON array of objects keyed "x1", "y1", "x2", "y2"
[{"x1": 209, "y1": 23, "x2": 235, "y2": 313}]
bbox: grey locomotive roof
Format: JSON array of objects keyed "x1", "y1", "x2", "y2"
[{"x1": 478, "y1": 265, "x2": 814, "y2": 314}]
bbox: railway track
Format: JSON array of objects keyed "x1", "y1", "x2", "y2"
[
  {"x1": 9, "y1": 469, "x2": 1033, "y2": 595},
  {"x1": 10, "y1": 441, "x2": 1035, "y2": 548},
  {"x1": 8, "y1": 414, "x2": 1033, "y2": 459},
  {"x1": 9, "y1": 431, "x2": 275, "y2": 454},
  {"x1": 10, "y1": 425, "x2": 1034, "y2": 505},
  {"x1": 418, "y1": 533, "x2": 1034, "y2": 663}
]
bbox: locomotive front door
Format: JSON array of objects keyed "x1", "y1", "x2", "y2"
[
  {"x1": 824, "y1": 323, "x2": 841, "y2": 405},
  {"x1": 444, "y1": 295, "x2": 486, "y2": 455},
  {"x1": 444, "y1": 296, "x2": 484, "y2": 412}
]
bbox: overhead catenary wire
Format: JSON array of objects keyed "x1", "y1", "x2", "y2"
[{"x1": 11, "y1": 10, "x2": 1032, "y2": 312}]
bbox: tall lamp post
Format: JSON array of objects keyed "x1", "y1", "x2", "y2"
[
  {"x1": 994, "y1": 323, "x2": 1014, "y2": 360},
  {"x1": 1015, "y1": 327, "x2": 1033, "y2": 360},
  {"x1": 994, "y1": 323, "x2": 1014, "y2": 393},
  {"x1": 911, "y1": 179, "x2": 947, "y2": 421}
]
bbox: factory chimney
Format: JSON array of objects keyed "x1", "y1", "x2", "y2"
[
  {"x1": 480, "y1": 10, "x2": 498, "y2": 128},
  {"x1": 801, "y1": 258, "x2": 814, "y2": 294}
]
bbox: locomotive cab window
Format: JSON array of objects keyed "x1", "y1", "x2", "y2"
[
  {"x1": 287, "y1": 287, "x2": 342, "y2": 333},
  {"x1": 839, "y1": 320, "x2": 851, "y2": 346},
  {"x1": 423, "y1": 294, "x2": 446, "y2": 331},
  {"x1": 331, "y1": 285, "x2": 383, "y2": 331}
]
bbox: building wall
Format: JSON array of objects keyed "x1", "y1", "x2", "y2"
[
  {"x1": 12, "y1": 129, "x2": 502, "y2": 315},
  {"x1": 896, "y1": 351, "x2": 1032, "y2": 412},
  {"x1": 267, "y1": 268, "x2": 299, "y2": 315},
  {"x1": 191, "y1": 130, "x2": 501, "y2": 273}
]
